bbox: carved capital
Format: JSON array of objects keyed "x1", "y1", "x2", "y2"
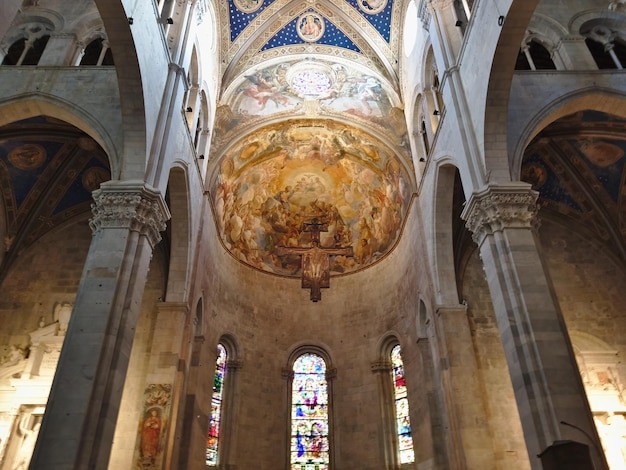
[
  {"x1": 461, "y1": 184, "x2": 538, "y2": 245},
  {"x1": 90, "y1": 181, "x2": 171, "y2": 248},
  {"x1": 427, "y1": 0, "x2": 454, "y2": 11},
  {"x1": 226, "y1": 360, "x2": 242, "y2": 371}
]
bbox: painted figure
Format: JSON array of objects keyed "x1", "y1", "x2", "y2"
[{"x1": 141, "y1": 409, "x2": 162, "y2": 462}]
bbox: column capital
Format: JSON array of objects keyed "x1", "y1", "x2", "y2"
[
  {"x1": 461, "y1": 183, "x2": 538, "y2": 246},
  {"x1": 370, "y1": 360, "x2": 392, "y2": 373},
  {"x1": 89, "y1": 180, "x2": 171, "y2": 248},
  {"x1": 226, "y1": 360, "x2": 243, "y2": 371},
  {"x1": 435, "y1": 304, "x2": 467, "y2": 317},
  {"x1": 155, "y1": 301, "x2": 190, "y2": 315},
  {"x1": 427, "y1": 0, "x2": 454, "y2": 10}
]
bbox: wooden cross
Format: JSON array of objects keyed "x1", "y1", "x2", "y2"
[{"x1": 275, "y1": 218, "x2": 353, "y2": 302}]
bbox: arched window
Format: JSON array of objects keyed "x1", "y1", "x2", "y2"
[
  {"x1": 516, "y1": 40, "x2": 556, "y2": 70},
  {"x1": 80, "y1": 38, "x2": 114, "y2": 66},
  {"x1": 373, "y1": 338, "x2": 415, "y2": 468},
  {"x1": 290, "y1": 352, "x2": 330, "y2": 470},
  {"x1": 390, "y1": 345, "x2": 414, "y2": 464},
  {"x1": 207, "y1": 343, "x2": 227, "y2": 466},
  {"x1": 2, "y1": 35, "x2": 49, "y2": 66}
]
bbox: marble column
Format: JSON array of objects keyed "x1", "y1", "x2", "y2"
[
  {"x1": 30, "y1": 180, "x2": 170, "y2": 470},
  {"x1": 461, "y1": 183, "x2": 608, "y2": 470}
]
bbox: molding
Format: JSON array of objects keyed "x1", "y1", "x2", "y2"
[{"x1": 370, "y1": 360, "x2": 392, "y2": 372}]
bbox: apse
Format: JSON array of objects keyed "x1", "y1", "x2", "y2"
[{"x1": 210, "y1": 120, "x2": 412, "y2": 278}]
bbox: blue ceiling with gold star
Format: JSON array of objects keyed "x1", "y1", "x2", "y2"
[
  {"x1": 522, "y1": 110, "x2": 626, "y2": 257},
  {"x1": 219, "y1": 0, "x2": 402, "y2": 89}
]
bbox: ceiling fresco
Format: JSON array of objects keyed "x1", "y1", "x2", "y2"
[
  {"x1": 218, "y1": 0, "x2": 402, "y2": 87},
  {"x1": 0, "y1": 117, "x2": 110, "y2": 275},
  {"x1": 211, "y1": 121, "x2": 411, "y2": 277},
  {"x1": 225, "y1": 59, "x2": 400, "y2": 126},
  {"x1": 522, "y1": 110, "x2": 626, "y2": 258}
]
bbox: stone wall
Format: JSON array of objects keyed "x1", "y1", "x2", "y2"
[{"x1": 198, "y1": 204, "x2": 427, "y2": 470}]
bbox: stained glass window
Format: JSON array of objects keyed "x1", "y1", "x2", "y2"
[
  {"x1": 290, "y1": 353, "x2": 329, "y2": 470},
  {"x1": 391, "y1": 344, "x2": 414, "y2": 464},
  {"x1": 207, "y1": 344, "x2": 227, "y2": 466}
]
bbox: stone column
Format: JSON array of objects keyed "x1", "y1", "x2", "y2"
[
  {"x1": 461, "y1": 183, "x2": 608, "y2": 470},
  {"x1": 30, "y1": 180, "x2": 170, "y2": 470}
]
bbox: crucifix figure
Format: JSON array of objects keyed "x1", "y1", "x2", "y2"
[{"x1": 276, "y1": 217, "x2": 353, "y2": 302}]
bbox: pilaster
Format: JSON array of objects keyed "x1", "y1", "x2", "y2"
[
  {"x1": 145, "y1": 302, "x2": 190, "y2": 470},
  {"x1": 461, "y1": 183, "x2": 608, "y2": 470},
  {"x1": 371, "y1": 360, "x2": 397, "y2": 470},
  {"x1": 30, "y1": 181, "x2": 170, "y2": 470},
  {"x1": 434, "y1": 304, "x2": 494, "y2": 469}
]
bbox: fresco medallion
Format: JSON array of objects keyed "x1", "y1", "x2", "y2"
[
  {"x1": 297, "y1": 12, "x2": 325, "y2": 42},
  {"x1": 8, "y1": 144, "x2": 46, "y2": 171},
  {"x1": 234, "y1": 0, "x2": 263, "y2": 14},
  {"x1": 357, "y1": 0, "x2": 388, "y2": 15}
]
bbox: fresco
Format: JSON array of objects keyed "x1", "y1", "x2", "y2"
[
  {"x1": 232, "y1": 60, "x2": 395, "y2": 122},
  {"x1": 212, "y1": 122, "x2": 410, "y2": 277},
  {"x1": 134, "y1": 384, "x2": 172, "y2": 470}
]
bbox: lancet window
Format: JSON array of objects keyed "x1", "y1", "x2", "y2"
[
  {"x1": 290, "y1": 352, "x2": 331, "y2": 470},
  {"x1": 207, "y1": 343, "x2": 227, "y2": 466},
  {"x1": 391, "y1": 344, "x2": 414, "y2": 464}
]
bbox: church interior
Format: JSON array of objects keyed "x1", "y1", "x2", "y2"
[{"x1": 0, "y1": 0, "x2": 625, "y2": 469}]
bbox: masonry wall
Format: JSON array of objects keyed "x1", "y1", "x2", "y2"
[
  {"x1": 538, "y1": 219, "x2": 626, "y2": 376},
  {"x1": 460, "y1": 214, "x2": 626, "y2": 470},
  {"x1": 0, "y1": 219, "x2": 91, "y2": 348},
  {"x1": 0, "y1": 213, "x2": 168, "y2": 470},
  {"x1": 199, "y1": 203, "x2": 428, "y2": 470}
]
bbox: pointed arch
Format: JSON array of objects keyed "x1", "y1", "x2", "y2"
[
  {"x1": 93, "y1": 0, "x2": 147, "y2": 179},
  {"x1": 432, "y1": 163, "x2": 463, "y2": 305},
  {"x1": 484, "y1": 0, "x2": 542, "y2": 182},
  {"x1": 164, "y1": 165, "x2": 191, "y2": 302}
]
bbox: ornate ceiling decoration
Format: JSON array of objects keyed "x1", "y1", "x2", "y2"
[
  {"x1": 210, "y1": 0, "x2": 411, "y2": 281},
  {"x1": 217, "y1": 0, "x2": 403, "y2": 90},
  {"x1": 0, "y1": 117, "x2": 110, "y2": 277},
  {"x1": 522, "y1": 110, "x2": 626, "y2": 259}
]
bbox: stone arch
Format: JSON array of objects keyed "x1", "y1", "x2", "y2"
[
  {"x1": 0, "y1": 94, "x2": 120, "y2": 176},
  {"x1": 164, "y1": 165, "x2": 192, "y2": 303},
  {"x1": 484, "y1": 0, "x2": 541, "y2": 183},
  {"x1": 93, "y1": 0, "x2": 147, "y2": 179},
  {"x1": 431, "y1": 162, "x2": 462, "y2": 305},
  {"x1": 510, "y1": 88, "x2": 626, "y2": 179},
  {"x1": 375, "y1": 331, "x2": 404, "y2": 360},
  {"x1": 423, "y1": 46, "x2": 442, "y2": 134}
]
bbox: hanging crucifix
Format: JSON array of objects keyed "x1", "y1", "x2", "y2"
[{"x1": 275, "y1": 217, "x2": 353, "y2": 302}]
